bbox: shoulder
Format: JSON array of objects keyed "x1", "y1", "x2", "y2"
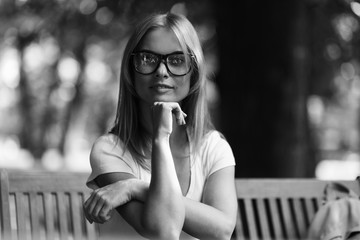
[
  {"x1": 90, "y1": 133, "x2": 131, "y2": 162},
  {"x1": 92, "y1": 134, "x2": 123, "y2": 153},
  {"x1": 201, "y1": 130, "x2": 231, "y2": 150},
  {"x1": 193, "y1": 130, "x2": 235, "y2": 178},
  {"x1": 194, "y1": 130, "x2": 234, "y2": 161}
]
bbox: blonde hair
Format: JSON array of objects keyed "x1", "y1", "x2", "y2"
[{"x1": 112, "y1": 12, "x2": 214, "y2": 169}]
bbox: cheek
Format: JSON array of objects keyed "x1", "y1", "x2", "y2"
[
  {"x1": 134, "y1": 74, "x2": 150, "y2": 93},
  {"x1": 179, "y1": 76, "x2": 191, "y2": 93}
]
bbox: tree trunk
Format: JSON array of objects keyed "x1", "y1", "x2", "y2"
[{"x1": 215, "y1": 0, "x2": 317, "y2": 177}]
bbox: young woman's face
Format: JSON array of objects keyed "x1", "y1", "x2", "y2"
[{"x1": 133, "y1": 27, "x2": 191, "y2": 105}]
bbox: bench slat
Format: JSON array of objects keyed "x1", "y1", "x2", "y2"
[
  {"x1": 256, "y1": 199, "x2": 271, "y2": 239},
  {"x1": 280, "y1": 198, "x2": 296, "y2": 239},
  {"x1": 268, "y1": 198, "x2": 284, "y2": 240},
  {"x1": 43, "y1": 192, "x2": 56, "y2": 240},
  {"x1": 303, "y1": 198, "x2": 316, "y2": 226},
  {"x1": 244, "y1": 199, "x2": 258, "y2": 240},
  {"x1": 80, "y1": 192, "x2": 98, "y2": 240},
  {"x1": 15, "y1": 192, "x2": 28, "y2": 239},
  {"x1": 292, "y1": 199, "x2": 307, "y2": 238},
  {"x1": 57, "y1": 192, "x2": 69, "y2": 240},
  {"x1": 70, "y1": 192, "x2": 82, "y2": 239},
  {"x1": 235, "y1": 200, "x2": 246, "y2": 240},
  {"x1": 29, "y1": 192, "x2": 41, "y2": 240},
  {"x1": 0, "y1": 170, "x2": 11, "y2": 240}
]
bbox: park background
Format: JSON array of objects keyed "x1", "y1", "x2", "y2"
[{"x1": 1, "y1": 0, "x2": 360, "y2": 180}]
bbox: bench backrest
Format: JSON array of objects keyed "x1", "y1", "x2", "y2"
[
  {"x1": 2, "y1": 171, "x2": 359, "y2": 240},
  {"x1": 0, "y1": 170, "x2": 99, "y2": 240},
  {"x1": 233, "y1": 178, "x2": 360, "y2": 240}
]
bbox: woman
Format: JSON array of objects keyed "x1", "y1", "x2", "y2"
[{"x1": 83, "y1": 12, "x2": 237, "y2": 240}]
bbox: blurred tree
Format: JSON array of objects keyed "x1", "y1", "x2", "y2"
[
  {"x1": 214, "y1": 0, "x2": 360, "y2": 178},
  {"x1": 215, "y1": 0, "x2": 317, "y2": 178},
  {"x1": 0, "y1": 0, "x2": 217, "y2": 167}
]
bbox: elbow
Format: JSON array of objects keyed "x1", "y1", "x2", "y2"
[
  {"x1": 140, "y1": 217, "x2": 182, "y2": 240},
  {"x1": 222, "y1": 225, "x2": 235, "y2": 240},
  {"x1": 213, "y1": 219, "x2": 236, "y2": 240},
  {"x1": 155, "y1": 227, "x2": 181, "y2": 240},
  {"x1": 141, "y1": 223, "x2": 181, "y2": 240}
]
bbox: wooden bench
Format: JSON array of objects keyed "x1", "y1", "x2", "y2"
[
  {"x1": 233, "y1": 178, "x2": 360, "y2": 240},
  {"x1": 1, "y1": 169, "x2": 359, "y2": 240},
  {"x1": 0, "y1": 169, "x2": 99, "y2": 240}
]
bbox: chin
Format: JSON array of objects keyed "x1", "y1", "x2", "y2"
[
  {"x1": 148, "y1": 95, "x2": 183, "y2": 103},
  {"x1": 151, "y1": 98, "x2": 179, "y2": 103}
]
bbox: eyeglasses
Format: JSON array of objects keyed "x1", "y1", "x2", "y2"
[{"x1": 131, "y1": 51, "x2": 192, "y2": 76}]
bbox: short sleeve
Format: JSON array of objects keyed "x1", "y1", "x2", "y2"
[
  {"x1": 86, "y1": 134, "x2": 136, "y2": 190},
  {"x1": 205, "y1": 131, "x2": 236, "y2": 176}
]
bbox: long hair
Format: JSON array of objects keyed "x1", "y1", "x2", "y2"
[{"x1": 112, "y1": 12, "x2": 214, "y2": 170}]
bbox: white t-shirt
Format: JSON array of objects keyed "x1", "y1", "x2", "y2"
[{"x1": 86, "y1": 130, "x2": 235, "y2": 238}]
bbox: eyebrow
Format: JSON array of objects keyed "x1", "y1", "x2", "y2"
[{"x1": 135, "y1": 49, "x2": 184, "y2": 55}]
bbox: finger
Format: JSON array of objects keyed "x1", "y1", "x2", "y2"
[
  {"x1": 83, "y1": 192, "x2": 97, "y2": 223},
  {"x1": 83, "y1": 203, "x2": 93, "y2": 224},
  {"x1": 99, "y1": 203, "x2": 113, "y2": 222},
  {"x1": 86, "y1": 191, "x2": 102, "y2": 223},
  {"x1": 83, "y1": 193, "x2": 94, "y2": 209},
  {"x1": 170, "y1": 104, "x2": 186, "y2": 125},
  {"x1": 180, "y1": 111, "x2": 187, "y2": 125},
  {"x1": 176, "y1": 111, "x2": 187, "y2": 125},
  {"x1": 90, "y1": 195, "x2": 106, "y2": 223}
]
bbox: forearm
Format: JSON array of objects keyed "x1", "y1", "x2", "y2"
[
  {"x1": 141, "y1": 137, "x2": 185, "y2": 239},
  {"x1": 183, "y1": 198, "x2": 236, "y2": 240},
  {"x1": 129, "y1": 179, "x2": 235, "y2": 239}
]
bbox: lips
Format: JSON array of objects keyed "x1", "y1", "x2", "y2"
[{"x1": 150, "y1": 84, "x2": 174, "y2": 89}]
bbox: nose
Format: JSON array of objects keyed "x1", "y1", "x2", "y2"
[{"x1": 155, "y1": 61, "x2": 169, "y2": 78}]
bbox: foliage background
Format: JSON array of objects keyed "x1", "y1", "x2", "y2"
[{"x1": 0, "y1": 0, "x2": 360, "y2": 179}]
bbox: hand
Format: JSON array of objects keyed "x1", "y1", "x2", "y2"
[
  {"x1": 151, "y1": 102, "x2": 187, "y2": 137},
  {"x1": 83, "y1": 180, "x2": 132, "y2": 224}
]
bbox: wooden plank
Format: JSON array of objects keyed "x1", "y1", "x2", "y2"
[
  {"x1": 29, "y1": 192, "x2": 41, "y2": 240},
  {"x1": 8, "y1": 172, "x2": 91, "y2": 192},
  {"x1": 280, "y1": 198, "x2": 296, "y2": 239},
  {"x1": 85, "y1": 219, "x2": 97, "y2": 240},
  {"x1": 256, "y1": 199, "x2": 271, "y2": 239},
  {"x1": 304, "y1": 198, "x2": 316, "y2": 226},
  {"x1": 0, "y1": 170, "x2": 11, "y2": 240},
  {"x1": 235, "y1": 179, "x2": 360, "y2": 198},
  {"x1": 315, "y1": 198, "x2": 322, "y2": 212},
  {"x1": 244, "y1": 199, "x2": 258, "y2": 240},
  {"x1": 56, "y1": 192, "x2": 69, "y2": 240},
  {"x1": 70, "y1": 192, "x2": 82, "y2": 239},
  {"x1": 292, "y1": 198, "x2": 306, "y2": 238},
  {"x1": 15, "y1": 192, "x2": 27, "y2": 240},
  {"x1": 82, "y1": 193, "x2": 98, "y2": 240},
  {"x1": 234, "y1": 202, "x2": 245, "y2": 240},
  {"x1": 43, "y1": 192, "x2": 55, "y2": 240},
  {"x1": 268, "y1": 198, "x2": 283, "y2": 240}
]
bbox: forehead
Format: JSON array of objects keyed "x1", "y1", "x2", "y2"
[{"x1": 138, "y1": 27, "x2": 183, "y2": 54}]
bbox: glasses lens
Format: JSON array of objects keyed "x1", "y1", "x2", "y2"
[
  {"x1": 167, "y1": 54, "x2": 191, "y2": 76},
  {"x1": 133, "y1": 52, "x2": 159, "y2": 74}
]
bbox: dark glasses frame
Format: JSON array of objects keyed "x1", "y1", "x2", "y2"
[{"x1": 131, "y1": 50, "x2": 193, "y2": 76}]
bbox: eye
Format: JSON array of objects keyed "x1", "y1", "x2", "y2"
[
  {"x1": 140, "y1": 53, "x2": 157, "y2": 64},
  {"x1": 168, "y1": 54, "x2": 186, "y2": 66}
]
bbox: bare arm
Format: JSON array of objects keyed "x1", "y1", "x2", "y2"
[
  {"x1": 85, "y1": 102, "x2": 186, "y2": 239},
  {"x1": 140, "y1": 102, "x2": 186, "y2": 239},
  {"x1": 141, "y1": 135, "x2": 185, "y2": 239},
  {"x1": 84, "y1": 102, "x2": 237, "y2": 239},
  {"x1": 93, "y1": 165, "x2": 237, "y2": 240}
]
